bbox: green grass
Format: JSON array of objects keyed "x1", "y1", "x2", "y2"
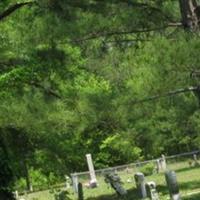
[{"x1": 20, "y1": 162, "x2": 200, "y2": 200}]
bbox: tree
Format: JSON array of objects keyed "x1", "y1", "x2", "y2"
[
  {"x1": 1, "y1": 0, "x2": 200, "y2": 195},
  {"x1": 0, "y1": 130, "x2": 14, "y2": 199},
  {"x1": 179, "y1": 0, "x2": 200, "y2": 30}
]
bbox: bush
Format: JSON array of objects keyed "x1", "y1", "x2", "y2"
[
  {"x1": 54, "y1": 190, "x2": 71, "y2": 200},
  {"x1": 30, "y1": 168, "x2": 48, "y2": 189},
  {"x1": 14, "y1": 178, "x2": 27, "y2": 191},
  {"x1": 140, "y1": 163, "x2": 154, "y2": 176}
]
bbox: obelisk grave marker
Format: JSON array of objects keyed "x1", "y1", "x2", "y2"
[{"x1": 86, "y1": 154, "x2": 97, "y2": 187}]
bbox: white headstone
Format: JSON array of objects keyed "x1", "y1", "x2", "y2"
[
  {"x1": 156, "y1": 159, "x2": 161, "y2": 173},
  {"x1": 65, "y1": 175, "x2": 70, "y2": 189},
  {"x1": 13, "y1": 190, "x2": 19, "y2": 199},
  {"x1": 86, "y1": 154, "x2": 97, "y2": 187},
  {"x1": 29, "y1": 184, "x2": 33, "y2": 192},
  {"x1": 193, "y1": 154, "x2": 197, "y2": 161},
  {"x1": 71, "y1": 174, "x2": 78, "y2": 193},
  {"x1": 161, "y1": 155, "x2": 167, "y2": 171},
  {"x1": 172, "y1": 193, "x2": 181, "y2": 200}
]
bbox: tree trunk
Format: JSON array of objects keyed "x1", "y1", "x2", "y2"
[
  {"x1": 179, "y1": 0, "x2": 200, "y2": 30},
  {"x1": 24, "y1": 159, "x2": 33, "y2": 192},
  {"x1": 0, "y1": 135, "x2": 14, "y2": 200}
]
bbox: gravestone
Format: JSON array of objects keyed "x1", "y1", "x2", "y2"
[
  {"x1": 65, "y1": 175, "x2": 70, "y2": 189},
  {"x1": 86, "y1": 154, "x2": 97, "y2": 188},
  {"x1": 104, "y1": 172, "x2": 127, "y2": 196},
  {"x1": 160, "y1": 155, "x2": 167, "y2": 171},
  {"x1": 156, "y1": 159, "x2": 161, "y2": 173},
  {"x1": 165, "y1": 171, "x2": 181, "y2": 200},
  {"x1": 71, "y1": 174, "x2": 78, "y2": 193},
  {"x1": 29, "y1": 184, "x2": 33, "y2": 192},
  {"x1": 134, "y1": 172, "x2": 147, "y2": 198},
  {"x1": 13, "y1": 191, "x2": 19, "y2": 200},
  {"x1": 193, "y1": 154, "x2": 200, "y2": 166},
  {"x1": 146, "y1": 181, "x2": 159, "y2": 200}
]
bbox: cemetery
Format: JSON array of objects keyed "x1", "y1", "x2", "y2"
[
  {"x1": 1, "y1": 1, "x2": 200, "y2": 200},
  {"x1": 18, "y1": 152, "x2": 200, "y2": 200}
]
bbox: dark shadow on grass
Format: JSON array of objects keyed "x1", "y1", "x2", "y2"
[
  {"x1": 180, "y1": 180, "x2": 200, "y2": 191},
  {"x1": 155, "y1": 179, "x2": 200, "y2": 196},
  {"x1": 85, "y1": 188, "x2": 141, "y2": 200},
  {"x1": 174, "y1": 166, "x2": 200, "y2": 173},
  {"x1": 183, "y1": 193, "x2": 200, "y2": 200}
]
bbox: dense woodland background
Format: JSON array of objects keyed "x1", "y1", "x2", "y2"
[{"x1": 1, "y1": 0, "x2": 200, "y2": 198}]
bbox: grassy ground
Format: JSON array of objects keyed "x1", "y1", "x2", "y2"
[{"x1": 20, "y1": 161, "x2": 200, "y2": 200}]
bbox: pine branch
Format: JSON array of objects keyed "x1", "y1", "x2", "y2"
[
  {"x1": 132, "y1": 86, "x2": 198, "y2": 104},
  {"x1": 74, "y1": 23, "x2": 182, "y2": 43},
  {"x1": 29, "y1": 81, "x2": 61, "y2": 99},
  {"x1": 0, "y1": 1, "x2": 34, "y2": 21},
  {"x1": 93, "y1": 0, "x2": 174, "y2": 21}
]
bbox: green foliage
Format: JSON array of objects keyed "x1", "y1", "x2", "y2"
[
  {"x1": 99, "y1": 132, "x2": 141, "y2": 166},
  {"x1": 0, "y1": 143, "x2": 14, "y2": 199},
  {"x1": 54, "y1": 190, "x2": 71, "y2": 200},
  {"x1": 29, "y1": 168, "x2": 48, "y2": 189},
  {"x1": 14, "y1": 178, "x2": 27, "y2": 191},
  {"x1": 1, "y1": 0, "x2": 200, "y2": 194},
  {"x1": 140, "y1": 163, "x2": 155, "y2": 176}
]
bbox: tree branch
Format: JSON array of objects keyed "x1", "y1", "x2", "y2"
[
  {"x1": 132, "y1": 86, "x2": 198, "y2": 104},
  {"x1": 0, "y1": 1, "x2": 34, "y2": 21},
  {"x1": 29, "y1": 81, "x2": 61, "y2": 99},
  {"x1": 73, "y1": 23, "x2": 182, "y2": 43},
  {"x1": 93, "y1": 0, "x2": 174, "y2": 21}
]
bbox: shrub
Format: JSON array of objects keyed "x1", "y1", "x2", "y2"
[
  {"x1": 54, "y1": 190, "x2": 71, "y2": 200},
  {"x1": 140, "y1": 163, "x2": 154, "y2": 176},
  {"x1": 14, "y1": 178, "x2": 27, "y2": 191}
]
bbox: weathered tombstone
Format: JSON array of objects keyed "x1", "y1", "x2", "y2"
[
  {"x1": 126, "y1": 167, "x2": 131, "y2": 174},
  {"x1": 86, "y1": 154, "x2": 97, "y2": 188},
  {"x1": 65, "y1": 175, "x2": 71, "y2": 189},
  {"x1": 13, "y1": 191, "x2": 19, "y2": 200},
  {"x1": 71, "y1": 174, "x2": 79, "y2": 193},
  {"x1": 134, "y1": 172, "x2": 147, "y2": 198},
  {"x1": 156, "y1": 159, "x2": 161, "y2": 173},
  {"x1": 160, "y1": 155, "x2": 167, "y2": 171},
  {"x1": 29, "y1": 184, "x2": 33, "y2": 192},
  {"x1": 104, "y1": 172, "x2": 127, "y2": 196},
  {"x1": 193, "y1": 154, "x2": 200, "y2": 166},
  {"x1": 78, "y1": 182, "x2": 84, "y2": 200},
  {"x1": 146, "y1": 181, "x2": 159, "y2": 200},
  {"x1": 165, "y1": 171, "x2": 181, "y2": 200}
]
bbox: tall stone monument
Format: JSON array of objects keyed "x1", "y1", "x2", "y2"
[{"x1": 86, "y1": 154, "x2": 97, "y2": 187}]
